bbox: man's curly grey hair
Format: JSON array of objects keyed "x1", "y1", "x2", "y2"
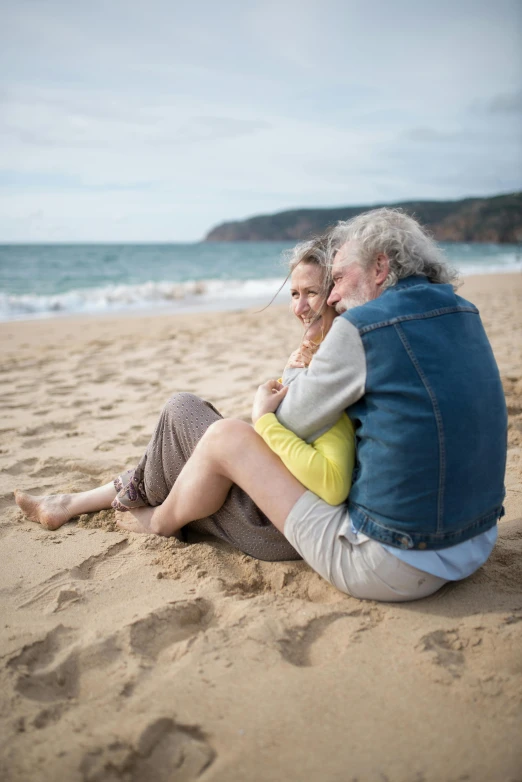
[{"x1": 328, "y1": 208, "x2": 459, "y2": 290}]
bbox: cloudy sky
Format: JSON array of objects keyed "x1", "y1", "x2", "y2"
[{"x1": 1, "y1": 0, "x2": 521, "y2": 242}]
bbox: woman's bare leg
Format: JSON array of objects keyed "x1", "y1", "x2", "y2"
[
  {"x1": 116, "y1": 420, "x2": 306, "y2": 537},
  {"x1": 14, "y1": 482, "x2": 117, "y2": 531}
]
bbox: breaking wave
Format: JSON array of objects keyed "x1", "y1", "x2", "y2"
[
  {"x1": 0, "y1": 277, "x2": 289, "y2": 322},
  {"x1": 0, "y1": 249, "x2": 520, "y2": 323}
]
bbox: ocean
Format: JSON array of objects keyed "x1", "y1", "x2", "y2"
[{"x1": 0, "y1": 241, "x2": 521, "y2": 322}]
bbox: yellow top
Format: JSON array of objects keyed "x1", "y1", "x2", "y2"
[{"x1": 254, "y1": 412, "x2": 355, "y2": 505}]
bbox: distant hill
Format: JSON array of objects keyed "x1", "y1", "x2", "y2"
[{"x1": 204, "y1": 192, "x2": 522, "y2": 243}]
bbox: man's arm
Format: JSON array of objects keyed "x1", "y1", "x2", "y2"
[{"x1": 277, "y1": 317, "x2": 367, "y2": 441}]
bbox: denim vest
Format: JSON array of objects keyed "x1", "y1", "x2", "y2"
[{"x1": 343, "y1": 276, "x2": 507, "y2": 550}]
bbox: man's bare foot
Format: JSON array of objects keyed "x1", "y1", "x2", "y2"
[
  {"x1": 14, "y1": 490, "x2": 73, "y2": 531},
  {"x1": 115, "y1": 506, "x2": 156, "y2": 534}
]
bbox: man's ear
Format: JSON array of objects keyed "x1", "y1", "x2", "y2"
[{"x1": 374, "y1": 253, "x2": 390, "y2": 286}]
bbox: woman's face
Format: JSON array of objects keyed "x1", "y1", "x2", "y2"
[{"x1": 290, "y1": 262, "x2": 337, "y2": 343}]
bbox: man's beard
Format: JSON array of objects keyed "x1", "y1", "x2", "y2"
[{"x1": 334, "y1": 282, "x2": 373, "y2": 314}]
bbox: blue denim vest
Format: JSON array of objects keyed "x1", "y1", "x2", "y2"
[{"x1": 342, "y1": 276, "x2": 507, "y2": 550}]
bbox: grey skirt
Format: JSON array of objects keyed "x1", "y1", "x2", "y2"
[{"x1": 113, "y1": 392, "x2": 300, "y2": 562}]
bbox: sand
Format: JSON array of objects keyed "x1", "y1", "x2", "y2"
[{"x1": 1, "y1": 274, "x2": 521, "y2": 782}]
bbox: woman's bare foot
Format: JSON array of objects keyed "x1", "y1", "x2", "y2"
[
  {"x1": 14, "y1": 490, "x2": 73, "y2": 531},
  {"x1": 115, "y1": 507, "x2": 183, "y2": 540},
  {"x1": 114, "y1": 506, "x2": 156, "y2": 534}
]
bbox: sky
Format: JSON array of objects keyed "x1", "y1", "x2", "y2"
[{"x1": 1, "y1": 0, "x2": 521, "y2": 242}]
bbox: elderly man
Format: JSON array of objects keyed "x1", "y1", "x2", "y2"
[{"x1": 270, "y1": 208, "x2": 507, "y2": 599}]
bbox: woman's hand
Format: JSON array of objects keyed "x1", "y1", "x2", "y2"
[
  {"x1": 252, "y1": 380, "x2": 289, "y2": 424},
  {"x1": 285, "y1": 339, "x2": 319, "y2": 369}
]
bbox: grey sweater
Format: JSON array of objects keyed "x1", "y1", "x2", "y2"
[{"x1": 278, "y1": 317, "x2": 367, "y2": 442}]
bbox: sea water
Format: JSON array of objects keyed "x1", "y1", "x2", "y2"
[{"x1": 0, "y1": 241, "x2": 520, "y2": 322}]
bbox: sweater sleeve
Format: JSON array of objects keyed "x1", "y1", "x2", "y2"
[
  {"x1": 276, "y1": 317, "x2": 367, "y2": 441},
  {"x1": 254, "y1": 411, "x2": 355, "y2": 506}
]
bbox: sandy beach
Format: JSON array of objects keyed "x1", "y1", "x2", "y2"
[{"x1": 1, "y1": 273, "x2": 521, "y2": 782}]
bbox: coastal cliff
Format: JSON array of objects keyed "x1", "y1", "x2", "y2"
[{"x1": 204, "y1": 192, "x2": 522, "y2": 243}]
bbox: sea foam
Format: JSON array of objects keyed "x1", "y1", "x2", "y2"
[
  {"x1": 0, "y1": 242, "x2": 520, "y2": 322},
  {"x1": 0, "y1": 277, "x2": 289, "y2": 322}
]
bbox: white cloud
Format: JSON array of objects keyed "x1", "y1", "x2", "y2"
[{"x1": 0, "y1": 0, "x2": 520, "y2": 240}]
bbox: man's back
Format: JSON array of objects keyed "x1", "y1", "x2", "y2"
[{"x1": 343, "y1": 275, "x2": 507, "y2": 549}]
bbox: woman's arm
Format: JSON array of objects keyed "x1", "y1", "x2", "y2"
[
  {"x1": 251, "y1": 378, "x2": 355, "y2": 506},
  {"x1": 254, "y1": 412, "x2": 355, "y2": 506}
]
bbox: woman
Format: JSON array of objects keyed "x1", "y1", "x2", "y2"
[{"x1": 15, "y1": 237, "x2": 354, "y2": 564}]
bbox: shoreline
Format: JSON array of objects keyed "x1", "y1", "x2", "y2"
[
  {"x1": 0, "y1": 270, "x2": 520, "y2": 330},
  {"x1": 1, "y1": 266, "x2": 521, "y2": 326},
  {"x1": 0, "y1": 293, "x2": 284, "y2": 327},
  {"x1": 0, "y1": 271, "x2": 521, "y2": 781}
]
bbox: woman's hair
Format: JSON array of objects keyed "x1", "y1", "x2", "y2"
[
  {"x1": 286, "y1": 233, "x2": 333, "y2": 299},
  {"x1": 260, "y1": 234, "x2": 332, "y2": 314},
  {"x1": 328, "y1": 208, "x2": 460, "y2": 290}
]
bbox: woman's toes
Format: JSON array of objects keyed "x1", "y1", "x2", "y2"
[{"x1": 14, "y1": 490, "x2": 41, "y2": 523}]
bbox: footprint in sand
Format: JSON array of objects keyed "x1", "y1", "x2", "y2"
[
  {"x1": 8, "y1": 625, "x2": 77, "y2": 675},
  {"x1": 17, "y1": 541, "x2": 131, "y2": 612},
  {"x1": 123, "y1": 376, "x2": 148, "y2": 387},
  {"x1": 30, "y1": 459, "x2": 77, "y2": 478},
  {"x1": 9, "y1": 629, "x2": 122, "y2": 704},
  {"x1": 277, "y1": 609, "x2": 379, "y2": 667},
  {"x1": 32, "y1": 702, "x2": 69, "y2": 729},
  {"x1": 19, "y1": 421, "x2": 76, "y2": 438},
  {"x1": 7, "y1": 627, "x2": 81, "y2": 718},
  {"x1": 18, "y1": 437, "x2": 46, "y2": 449},
  {"x1": 131, "y1": 433, "x2": 150, "y2": 448},
  {"x1": 7, "y1": 597, "x2": 213, "y2": 717},
  {"x1": 2, "y1": 457, "x2": 39, "y2": 475},
  {"x1": 128, "y1": 598, "x2": 213, "y2": 661},
  {"x1": 68, "y1": 540, "x2": 130, "y2": 581},
  {"x1": 417, "y1": 628, "x2": 468, "y2": 678},
  {"x1": 90, "y1": 373, "x2": 118, "y2": 384},
  {"x1": 94, "y1": 441, "x2": 115, "y2": 452},
  {"x1": 80, "y1": 717, "x2": 216, "y2": 782}
]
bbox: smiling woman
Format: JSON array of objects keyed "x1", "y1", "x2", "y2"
[
  {"x1": 290, "y1": 258, "x2": 336, "y2": 343},
  {"x1": 286, "y1": 235, "x2": 336, "y2": 352}
]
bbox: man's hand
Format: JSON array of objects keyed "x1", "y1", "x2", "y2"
[
  {"x1": 285, "y1": 340, "x2": 319, "y2": 369},
  {"x1": 252, "y1": 380, "x2": 289, "y2": 424}
]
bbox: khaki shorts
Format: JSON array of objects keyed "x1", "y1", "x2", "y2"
[{"x1": 284, "y1": 491, "x2": 447, "y2": 602}]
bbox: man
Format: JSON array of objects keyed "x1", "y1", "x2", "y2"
[{"x1": 274, "y1": 207, "x2": 507, "y2": 599}]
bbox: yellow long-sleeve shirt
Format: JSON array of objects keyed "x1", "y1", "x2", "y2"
[{"x1": 254, "y1": 412, "x2": 355, "y2": 506}]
